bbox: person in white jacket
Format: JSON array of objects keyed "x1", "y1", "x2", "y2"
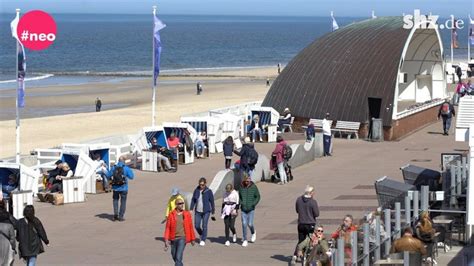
[
  {"x1": 222, "y1": 184, "x2": 239, "y2": 246},
  {"x1": 322, "y1": 113, "x2": 332, "y2": 156}
]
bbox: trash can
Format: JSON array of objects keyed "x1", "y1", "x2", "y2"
[
  {"x1": 400, "y1": 164, "x2": 441, "y2": 190},
  {"x1": 370, "y1": 118, "x2": 383, "y2": 142},
  {"x1": 375, "y1": 176, "x2": 416, "y2": 209}
]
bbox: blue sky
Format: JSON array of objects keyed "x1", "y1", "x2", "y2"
[{"x1": 1, "y1": 0, "x2": 472, "y2": 17}]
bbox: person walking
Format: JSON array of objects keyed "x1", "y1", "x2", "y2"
[
  {"x1": 322, "y1": 113, "x2": 332, "y2": 156},
  {"x1": 222, "y1": 184, "x2": 239, "y2": 246},
  {"x1": 95, "y1": 97, "x2": 102, "y2": 112},
  {"x1": 223, "y1": 136, "x2": 234, "y2": 169},
  {"x1": 272, "y1": 136, "x2": 288, "y2": 185},
  {"x1": 162, "y1": 188, "x2": 186, "y2": 224},
  {"x1": 233, "y1": 137, "x2": 258, "y2": 178},
  {"x1": 106, "y1": 156, "x2": 135, "y2": 222},
  {"x1": 291, "y1": 185, "x2": 320, "y2": 265},
  {"x1": 438, "y1": 99, "x2": 455, "y2": 136},
  {"x1": 164, "y1": 198, "x2": 196, "y2": 266},
  {"x1": 190, "y1": 177, "x2": 215, "y2": 246},
  {"x1": 277, "y1": 63, "x2": 281, "y2": 74},
  {"x1": 0, "y1": 211, "x2": 16, "y2": 266},
  {"x1": 239, "y1": 175, "x2": 260, "y2": 247},
  {"x1": 16, "y1": 205, "x2": 49, "y2": 266}
]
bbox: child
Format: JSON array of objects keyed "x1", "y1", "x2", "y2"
[{"x1": 223, "y1": 136, "x2": 234, "y2": 169}]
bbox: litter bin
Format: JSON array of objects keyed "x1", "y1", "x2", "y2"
[
  {"x1": 375, "y1": 176, "x2": 416, "y2": 209},
  {"x1": 400, "y1": 164, "x2": 441, "y2": 190},
  {"x1": 370, "y1": 118, "x2": 383, "y2": 142}
]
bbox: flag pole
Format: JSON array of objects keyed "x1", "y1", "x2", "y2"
[
  {"x1": 451, "y1": 15, "x2": 454, "y2": 64},
  {"x1": 469, "y1": 14, "x2": 471, "y2": 62},
  {"x1": 15, "y1": 8, "x2": 20, "y2": 164},
  {"x1": 151, "y1": 5, "x2": 157, "y2": 127}
]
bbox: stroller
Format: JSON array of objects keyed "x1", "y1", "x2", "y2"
[{"x1": 270, "y1": 154, "x2": 293, "y2": 183}]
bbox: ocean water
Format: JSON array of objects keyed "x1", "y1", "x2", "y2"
[{"x1": 0, "y1": 14, "x2": 470, "y2": 86}]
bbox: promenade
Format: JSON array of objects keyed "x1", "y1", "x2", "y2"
[{"x1": 34, "y1": 120, "x2": 467, "y2": 265}]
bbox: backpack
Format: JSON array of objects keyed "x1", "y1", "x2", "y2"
[
  {"x1": 440, "y1": 103, "x2": 450, "y2": 115},
  {"x1": 283, "y1": 145, "x2": 293, "y2": 160},
  {"x1": 111, "y1": 166, "x2": 127, "y2": 186},
  {"x1": 247, "y1": 148, "x2": 259, "y2": 166}
]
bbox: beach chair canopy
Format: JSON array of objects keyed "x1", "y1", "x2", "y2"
[
  {"x1": 62, "y1": 143, "x2": 111, "y2": 169},
  {"x1": 180, "y1": 116, "x2": 224, "y2": 136},
  {"x1": 0, "y1": 163, "x2": 20, "y2": 188},
  {"x1": 61, "y1": 149, "x2": 96, "y2": 180},
  {"x1": 250, "y1": 106, "x2": 279, "y2": 125},
  {"x1": 162, "y1": 122, "x2": 197, "y2": 145},
  {"x1": 210, "y1": 112, "x2": 242, "y2": 139},
  {"x1": 0, "y1": 162, "x2": 40, "y2": 193},
  {"x1": 134, "y1": 126, "x2": 168, "y2": 153}
]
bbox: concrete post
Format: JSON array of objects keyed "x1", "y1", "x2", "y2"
[
  {"x1": 413, "y1": 191, "x2": 419, "y2": 219},
  {"x1": 384, "y1": 209, "x2": 392, "y2": 258},
  {"x1": 395, "y1": 202, "x2": 401, "y2": 238},
  {"x1": 363, "y1": 223, "x2": 370, "y2": 266},
  {"x1": 375, "y1": 215, "x2": 381, "y2": 261},
  {"x1": 351, "y1": 231, "x2": 358, "y2": 265},
  {"x1": 405, "y1": 196, "x2": 411, "y2": 226}
]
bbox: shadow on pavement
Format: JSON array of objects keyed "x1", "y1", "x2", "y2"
[
  {"x1": 94, "y1": 213, "x2": 115, "y2": 221},
  {"x1": 207, "y1": 236, "x2": 228, "y2": 244},
  {"x1": 427, "y1": 131, "x2": 444, "y2": 135},
  {"x1": 271, "y1": 254, "x2": 290, "y2": 265}
]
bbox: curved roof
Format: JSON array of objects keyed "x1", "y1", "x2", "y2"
[{"x1": 262, "y1": 17, "x2": 412, "y2": 126}]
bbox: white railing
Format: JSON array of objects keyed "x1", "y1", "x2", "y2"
[{"x1": 395, "y1": 98, "x2": 445, "y2": 120}]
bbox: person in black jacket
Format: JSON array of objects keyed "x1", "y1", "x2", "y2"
[
  {"x1": 16, "y1": 205, "x2": 49, "y2": 266},
  {"x1": 233, "y1": 137, "x2": 256, "y2": 176},
  {"x1": 437, "y1": 99, "x2": 456, "y2": 136},
  {"x1": 223, "y1": 136, "x2": 234, "y2": 169}
]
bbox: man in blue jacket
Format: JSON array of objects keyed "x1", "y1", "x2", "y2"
[
  {"x1": 106, "y1": 156, "x2": 135, "y2": 222},
  {"x1": 190, "y1": 177, "x2": 215, "y2": 246}
]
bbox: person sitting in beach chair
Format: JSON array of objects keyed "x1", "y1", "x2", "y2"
[
  {"x1": 2, "y1": 174, "x2": 19, "y2": 202},
  {"x1": 167, "y1": 132, "x2": 183, "y2": 164},
  {"x1": 93, "y1": 153, "x2": 110, "y2": 192},
  {"x1": 278, "y1": 108, "x2": 292, "y2": 131},
  {"x1": 249, "y1": 114, "x2": 263, "y2": 143},
  {"x1": 194, "y1": 132, "x2": 207, "y2": 158},
  {"x1": 48, "y1": 163, "x2": 73, "y2": 193},
  {"x1": 150, "y1": 137, "x2": 176, "y2": 172}
]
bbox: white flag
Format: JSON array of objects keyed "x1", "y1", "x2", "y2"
[
  {"x1": 470, "y1": 15, "x2": 474, "y2": 46},
  {"x1": 10, "y1": 12, "x2": 19, "y2": 39},
  {"x1": 331, "y1": 13, "x2": 339, "y2": 32}
]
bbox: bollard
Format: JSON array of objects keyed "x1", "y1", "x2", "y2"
[
  {"x1": 420, "y1": 186, "x2": 429, "y2": 211},
  {"x1": 413, "y1": 191, "x2": 419, "y2": 219},
  {"x1": 337, "y1": 237, "x2": 345, "y2": 266},
  {"x1": 375, "y1": 215, "x2": 381, "y2": 262},
  {"x1": 351, "y1": 231, "x2": 358, "y2": 265},
  {"x1": 405, "y1": 196, "x2": 411, "y2": 226},
  {"x1": 403, "y1": 251, "x2": 410, "y2": 266},
  {"x1": 384, "y1": 209, "x2": 391, "y2": 258},
  {"x1": 450, "y1": 166, "x2": 457, "y2": 206},
  {"x1": 395, "y1": 202, "x2": 401, "y2": 238},
  {"x1": 363, "y1": 223, "x2": 369, "y2": 266}
]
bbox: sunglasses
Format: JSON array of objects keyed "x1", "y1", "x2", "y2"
[
  {"x1": 317, "y1": 229, "x2": 324, "y2": 232},
  {"x1": 176, "y1": 202, "x2": 184, "y2": 205}
]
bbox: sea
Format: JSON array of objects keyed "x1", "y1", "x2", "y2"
[{"x1": 0, "y1": 14, "x2": 470, "y2": 89}]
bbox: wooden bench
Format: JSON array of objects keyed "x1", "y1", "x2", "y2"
[
  {"x1": 301, "y1": 119, "x2": 333, "y2": 131},
  {"x1": 332, "y1": 121, "x2": 361, "y2": 139}
]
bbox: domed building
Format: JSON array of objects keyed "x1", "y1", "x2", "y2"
[{"x1": 263, "y1": 16, "x2": 447, "y2": 140}]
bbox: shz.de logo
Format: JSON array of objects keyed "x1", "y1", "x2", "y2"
[{"x1": 17, "y1": 10, "x2": 57, "y2": 51}]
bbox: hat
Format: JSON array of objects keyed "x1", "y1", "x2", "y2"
[
  {"x1": 284, "y1": 108, "x2": 290, "y2": 112},
  {"x1": 55, "y1": 160, "x2": 63, "y2": 165},
  {"x1": 171, "y1": 187, "x2": 180, "y2": 196},
  {"x1": 244, "y1": 137, "x2": 251, "y2": 143}
]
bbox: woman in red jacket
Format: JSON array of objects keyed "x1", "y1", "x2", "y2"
[
  {"x1": 164, "y1": 198, "x2": 195, "y2": 266},
  {"x1": 331, "y1": 214, "x2": 357, "y2": 265}
]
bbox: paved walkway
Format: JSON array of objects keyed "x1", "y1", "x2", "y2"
[{"x1": 33, "y1": 120, "x2": 468, "y2": 265}]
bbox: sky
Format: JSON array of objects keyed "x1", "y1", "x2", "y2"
[{"x1": 1, "y1": 0, "x2": 473, "y2": 17}]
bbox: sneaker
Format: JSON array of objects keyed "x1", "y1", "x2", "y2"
[
  {"x1": 242, "y1": 240, "x2": 248, "y2": 247},
  {"x1": 113, "y1": 215, "x2": 118, "y2": 222},
  {"x1": 251, "y1": 232, "x2": 257, "y2": 243},
  {"x1": 225, "y1": 241, "x2": 230, "y2": 246},
  {"x1": 290, "y1": 256, "x2": 297, "y2": 265},
  {"x1": 232, "y1": 234, "x2": 237, "y2": 243},
  {"x1": 199, "y1": 240, "x2": 205, "y2": 246},
  {"x1": 118, "y1": 217, "x2": 125, "y2": 222}
]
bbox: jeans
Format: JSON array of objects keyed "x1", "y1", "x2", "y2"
[
  {"x1": 241, "y1": 210, "x2": 255, "y2": 241},
  {"x1": 170, "y1": 237, "x2": 186, "y2": 266},
  {"x1": 194, "y1": 141, "x2": 205, "y2": 156},
  {"x1": 251, "y1": 129, "x2": 262, "y2": 142},
  {"x1": 27, "y1": 256, "x2": 37, "y2": 266},
  {"x1": 294, "y1": 224, "x2": 315, "y2": 255},
  {"x1": 224, "y1": 214, "x2": 237, "y2": 241},
  {"x1": 323, "y1": 134, "x2": 331, "y2": 155},
  {"x1": 225, "y1": 158, "x2": 232, "y2": 169},
  {"x1": 157, "y1": 153, "x2": 172, "y2": 169},
  {"x1": 442, "y1": 116, "x2": 452, "y2": 134},
  {"x1": 98, "y1": 172, "x2": 109, "y2": 189},
  {"x1": 194, "y1": 211, "x2": 210, "y2": 241},
  {"x1": 113, "y1": 190, "x2": 128, "y2": 219},
  {"x1": 277, "y1": 162, "x2": 287, "y2": 183}
]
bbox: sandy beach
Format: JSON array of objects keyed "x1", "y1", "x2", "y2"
[{"x1": 0, "y1": 67, "x2": 278, "y2": 159}]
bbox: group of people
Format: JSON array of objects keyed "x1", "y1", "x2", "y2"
[
  {"x1": 0, "y1": 203, "x2": 49, "y2": 266},
  {"x1": 455, "y1": 80, "x2": 474, "y2": 97},
  {"x1": 163, "y1": 176, "x2": 260, "y2": 265},
  {"x1": 44, "y1": 160, "x2": 74, "y2": 194}
]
